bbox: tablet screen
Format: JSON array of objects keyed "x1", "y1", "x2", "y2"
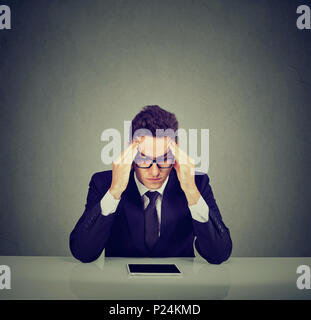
[{"x1": 128, "y1": 264, "x2": 181, "y2": 274}]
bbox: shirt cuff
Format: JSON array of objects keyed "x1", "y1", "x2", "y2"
[
  {"x1": 100, "y1": 190, "x2": 120, "y2": 216},
  {"x1": 188, "y1": 195, "x2": 209, "y2": 222}
]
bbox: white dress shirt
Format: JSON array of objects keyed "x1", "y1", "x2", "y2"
[{"x1": 100, "y1": 172, "x2": 210, "y2": 230}]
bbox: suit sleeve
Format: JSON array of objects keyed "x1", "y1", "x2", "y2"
[
  {"x1": 69, "y1": 173, "x2": 117, "y2": 263},
  {"x1": 192, "y1": 173, "x2": 233, "y2": 264}
]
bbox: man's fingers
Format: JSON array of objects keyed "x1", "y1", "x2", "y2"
[
  {"x1": 115, "y1": 139, "x2": 142, "y2": 165},
  {"x1": 120, "y1": 142, "x2": 138, "y2": 164},
  {"x1": 169, "y1": 139, "x2": 188, "y2": 164},
  {"x1": 125, "y1": 141, "x2": 140, "y2": 163}
]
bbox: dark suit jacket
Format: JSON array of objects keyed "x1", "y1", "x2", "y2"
[{"x1": 69, "y1": 168, "x2": 232, "y2": 264}]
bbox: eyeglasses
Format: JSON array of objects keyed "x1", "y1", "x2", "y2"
[{"x1": 134, "y1": 152, "x2": 175, "y2": 169}]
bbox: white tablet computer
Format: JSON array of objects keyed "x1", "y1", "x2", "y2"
[{"x1": 127, "y1": 264, "x2": 182, "y2": 276}]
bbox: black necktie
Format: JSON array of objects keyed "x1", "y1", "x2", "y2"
[{"x1": 144, "y1": 191, "x2": 160, "y2": 251}]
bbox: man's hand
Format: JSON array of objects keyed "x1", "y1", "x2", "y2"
[
  {"x1": 109, "y1": 138, "x2": 143, "y2": 200},
  {"x1": 168, "y1": 139, "x2": 201, "y2": 206}
]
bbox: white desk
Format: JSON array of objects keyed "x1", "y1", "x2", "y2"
[{"x1": 0, "y1": 256, "x2": 310, "y2": 300}]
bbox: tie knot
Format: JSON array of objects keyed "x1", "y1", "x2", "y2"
[{"x1": 145, "y1": 191, "x2": 160, "y2": 205}]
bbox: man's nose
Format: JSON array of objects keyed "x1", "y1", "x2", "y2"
[{"x1": 150, "y1": 162, "x2": 160, "y2": 176}]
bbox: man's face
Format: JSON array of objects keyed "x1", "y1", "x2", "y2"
[{"x1": 133, "y1": 136, "x2": 173, "y2": 190}]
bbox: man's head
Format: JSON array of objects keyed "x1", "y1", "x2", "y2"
[{"x1": 130, "y1": 105, "x2": 178, "y2": 189}]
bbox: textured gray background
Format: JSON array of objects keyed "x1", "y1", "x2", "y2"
[{"x1": 0, "y1": 0, "x2": 310, "y2": 257}]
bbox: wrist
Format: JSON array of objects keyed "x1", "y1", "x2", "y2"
[
  {"x1": 109, "y1": 187, "x2": 123, "y2": 200},
  {"x1": 180, "y1": 179, "x2": 196, "y2": 192},
  {"x1": 184, "y1": 186, "x2": 200, "y2": 206}
]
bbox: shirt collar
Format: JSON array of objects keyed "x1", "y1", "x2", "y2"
[{"x1": 134, "y1": 171, "x2": 169, "y2": 197}]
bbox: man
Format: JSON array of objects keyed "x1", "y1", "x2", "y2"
[{"x1": 69, "y1": 105, "x2": 232, "y2": 264}]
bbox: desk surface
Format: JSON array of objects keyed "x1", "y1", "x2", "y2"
[{"x1": 0, "y1": 256, "x2": 310, "y2": 300}]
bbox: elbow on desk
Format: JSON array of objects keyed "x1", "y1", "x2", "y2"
[
  {"x1": 70, "y1": 245, "x2": 101, "y2": 263},
  {"x1": 69, "y1": 231, "x2": 101, "y2": 263},
  {"x1": 198, "y1": 237, "x2": 233, "y2": 265},
  {"x1": 73, "y1": 254, "x2": 99, "y2": 264},
  {"x1": 204, "y1": 253, "x2": 231, "y2": 265}
]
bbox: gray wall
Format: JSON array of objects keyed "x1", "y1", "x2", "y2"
[{"x1": 1, "y1": 0, "x2": 310, "y2": 257}]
